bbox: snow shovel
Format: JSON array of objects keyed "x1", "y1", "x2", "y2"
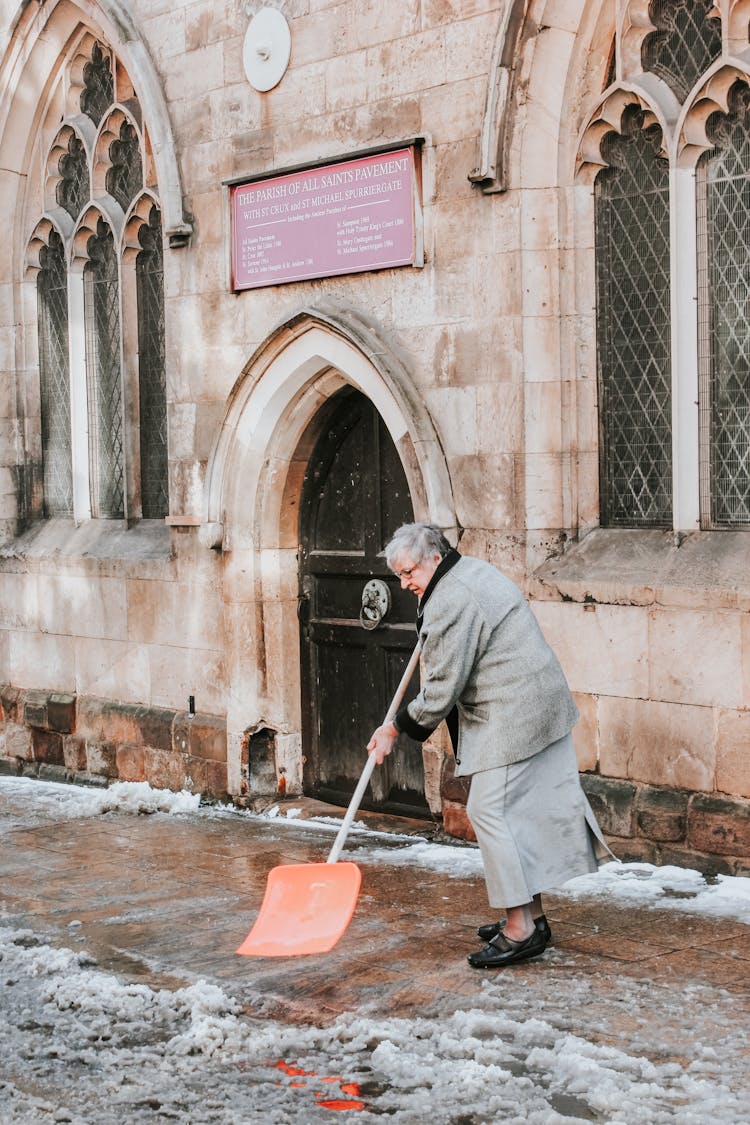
[{"x1": 236, "y1": 641, "x2": 421, "y2": 957}]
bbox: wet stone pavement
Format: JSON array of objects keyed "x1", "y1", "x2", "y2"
[{"x1": 1, "y1": 778, "x2": 749, "y2": 1124}]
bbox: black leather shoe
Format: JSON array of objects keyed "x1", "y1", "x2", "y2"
[
  {"x1": 467, "y1": 925, "x2": 547, "y2": 969},
  {"x1": 477, "y1": 914, "x2": 552, "y2": 945}
]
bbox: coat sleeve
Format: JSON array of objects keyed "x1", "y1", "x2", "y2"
[{"x1": 394, "y1": 584, "x2": 485, "y2": 742}]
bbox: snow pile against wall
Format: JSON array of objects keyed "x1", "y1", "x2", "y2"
[{"x1": 0, "y1": 776, "x2": 200, "y2": 817}]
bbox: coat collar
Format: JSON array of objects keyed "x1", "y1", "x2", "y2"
[{"x1": 416, "y1": 548, "x2": 461, "y2": 627}]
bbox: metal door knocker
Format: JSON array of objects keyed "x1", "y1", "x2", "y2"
[{"x1": 360, "y1": 579, "x2": 390, "y2": 630}]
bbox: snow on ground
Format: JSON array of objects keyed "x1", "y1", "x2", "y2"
[
  {"x1": 2, "y1": 776, "x2": 750, "y2": 924},
  {"x1": 0, "y1": 922, "x2": 747, "y2": 1125},
  {"x1": 1, "y1": 776, "x2": 750, "y2": 1123},
  {"x1": 362, "y1": 842, "x2": 750, "y2": 925}
]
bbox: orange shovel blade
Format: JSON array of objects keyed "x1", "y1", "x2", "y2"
[{"x1": 236, "y1": 861, "x2": 362, "y2": 957}]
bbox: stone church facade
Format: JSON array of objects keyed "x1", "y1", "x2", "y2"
[{"x1": 0, "y1": 0, "x2": 749, "y2": 874}]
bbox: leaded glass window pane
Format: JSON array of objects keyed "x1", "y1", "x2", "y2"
[
  {"x1": 642, "y1": 0, "x2": 722, "y2": 103},
  {"x1": 595, "y1": 106, "x2": 673, "y2": 527},
  {"x1": 56, "y1": 133, "x2": 89, "y2": 221},
  {"x1": 106, "y1": 121, "x2": 142, "y2": 212},
  {"x1": 38, "y1": 231, "x2": 73, "y2": 517},
  {"x1": 699, "y1": 84, "x2": 750, "y2": 526},
  {"x1": 84, "y1": 218, "x2": 124, "y2": 518},
  {"x1": 136, "y1": 207, "x2": 168, "y2": 518},
  {"x1": 80, "y1": 42, "x2": 114, "y2": 126}
]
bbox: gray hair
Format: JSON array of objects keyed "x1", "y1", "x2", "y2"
[{"x1": 385, "y1": 522, "x2": 452, "y2": 570}]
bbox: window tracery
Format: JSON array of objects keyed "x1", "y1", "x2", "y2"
[
  {"x1": 642, "y1": 0, "x2": 722, "y2": 102},
  {"x1": 80, "y1": 41, "x2": 114, "y2": 126},
  {"x1": 56, "y1": 132, "x2": 89, "y2": 221},
  {"x1": 579, "y1": 0, "x2": 750, "y2": 530},
  {"x1": 106, "y1": 119, "x2": 142, "y2": 211},
  {"x1": 29, "y1": 35, "x2": 167, "y2": 523}
]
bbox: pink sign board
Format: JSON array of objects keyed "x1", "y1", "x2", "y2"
[{"x1": 230, "y1": 148, "x2": 418, "y2": 290}]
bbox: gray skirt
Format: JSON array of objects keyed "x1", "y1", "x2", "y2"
[{"x1": 465, "y1": 732, "x2": 612, "y2": 909}]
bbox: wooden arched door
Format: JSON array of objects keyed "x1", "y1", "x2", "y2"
[{"x1": 299, "y1": 388, "x2": 427, "y2": 816}]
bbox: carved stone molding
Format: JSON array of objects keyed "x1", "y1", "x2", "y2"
[
  {"x1": 619, "y1": 0, "x2": 658, "y2": 81},
  {"x1": 467, "y1": 0, "x2": 528, "y2": 193},
  {"x1": 677, "y1": 64, "x2": 750, "y2": 163},
  {"x1": 728, "y1": 0, "x2": 750, "y2": 52},
  {"x1": 25, "y1": 219, "x2": 61, "y2": 277},
  {"x1": 576, "y1": 87, "x2": 665, "y2": 183},
  {"x1": 121, "y1": 193, "x2": 160, "y2": 263}
]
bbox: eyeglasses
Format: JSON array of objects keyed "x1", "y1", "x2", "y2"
[{"x1": 394, "y1": 564, "x2": 416, "y2": 579}]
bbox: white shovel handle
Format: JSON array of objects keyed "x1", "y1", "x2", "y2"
[{"x1": 326, "y1": 642, "x2": 421, "y2": 864}]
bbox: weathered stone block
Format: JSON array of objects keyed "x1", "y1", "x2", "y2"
[
  {"x1": 649, "y1": 607, "x2": 742, "y2": 709},
  {"x1": 173, "y1": 711, "x2": 227, "y2": 763},
  {"x1": 658, "y1": 844, "x2": 734, "y2": 879},
  {"x1": 6, "y1": 725, "x2": 33, "y2": 760},
  {"x1": 598, "y1": 696, "x2": 715, "y2": 791},
  {"x1": 24, "y1": 690, "x2": 49, "y2": 728},
  {"x1": 122, "y1": 704, "x2": 176, "y2": 752},
  {"x1": 204, "y1": 759, "x2": 229, "y2": 800},
  {"x1": 442, "y1": 800, "x2": 476, "y2": 842},
  {"x1": 715, "y1": 710, "x2": 750, "y2": 799},
  {"x1": 78, "y1": 699, "x2": 175, "y2": 751},
  {"x1": 0, "y1": 684, "x2": 19, "y2": 722},
  {"x1": 687, "y1": 793, "x2": 750, "y2": 857},
  {"x1": 421, "y1": 743, "x2": 444, "y2": 816},
  {"x1": 451, "y1": 453, "x2": 516, "y2": 531},
  {"x1": 531, "y1": 602, "x2": 650, "y2": 699},
  {"x1": 184, "y1": 755, "x2": 208, "y2": 793},
  {"x1": 581, "y1": 774, "x2": 636, "y2": 838},
  {"x1": 63, "y1": 735, "x2": 87, "y2": 773},
  {"x1": 636, "y1": 786, "x2": 689, "y2": 843},
  {"x1": 572, "y1": 692, "x2": 598, "y2": 772},
  {"x1": 144, "y1": 748, "x2": 186, "y2": 793},
  {"x1": 440, "y1": 754, "x2": 470, "y2": 804},
  {"x1": 86, "y1": 741, "x2": 118, "y2": 779},
  {"x1": 75, "y1": 697, "x2": 108, "y2": 740},
  {"x1": 38, "y1": 764, "x2": 69, "y2": 785},
  {"x1": 115, "y1": 743, "x2": 146, "y2": 783},
  {"x1": 32, "y1": 728, "x2": 64, "y2": 765},
  {"x1": 604, "y1": 836, "x2": 658, "y2": 865},
  {"x1": 48, "y1": 693, "x2": 76, "y2": 734}
]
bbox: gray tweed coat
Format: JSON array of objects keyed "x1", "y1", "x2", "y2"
[{"x1": 394, "y1": 552, "x2": 579, "y2": 776}]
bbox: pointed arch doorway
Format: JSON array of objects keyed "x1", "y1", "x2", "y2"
[
  {"x1": 204, "y1": 307, "x2": 456, "y2": 803},
  {"x1": 299, "y1": 387, "x2": 428, "y2": 816}
]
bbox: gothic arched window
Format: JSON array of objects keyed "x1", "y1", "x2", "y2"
[
  {"x1": 583, "y1": 1, "x2": 750, "y2": 530},
  {"x1": 31, "y1": 37, "x2": 167, "y2": 523}
]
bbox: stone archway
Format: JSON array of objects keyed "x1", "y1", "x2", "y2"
[{"x1": 204, "y1": 306, "x2": 456, "y2": 799}]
